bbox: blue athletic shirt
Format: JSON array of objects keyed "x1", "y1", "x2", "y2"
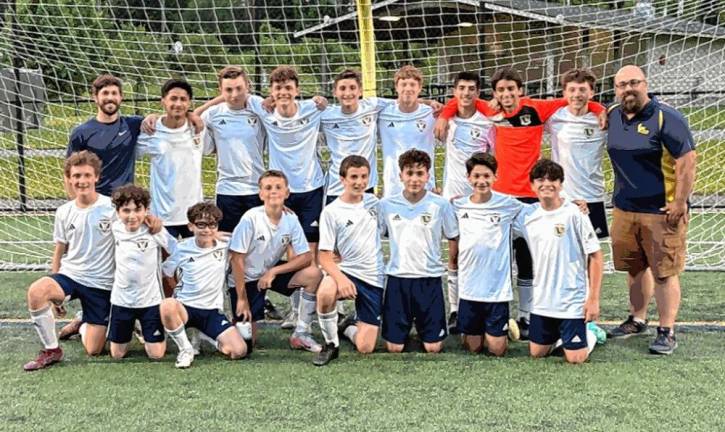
[
  {"x1": 67, "y1": 116, "x2": 143, "y2": 196},
  {"x1": 606, "y1": 95, "x2": 695, "y2": 214}
]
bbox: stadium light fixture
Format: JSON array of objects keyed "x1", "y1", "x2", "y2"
[{"x1": 378, "y1": 15, "x2": 401, "y2": 22}]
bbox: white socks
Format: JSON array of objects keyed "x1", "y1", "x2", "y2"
[
  {"x1": 295, "y1": 291, "x2": 317, "y2": 334},
  {"x1": 79, "y1": 323, "x2": 88, "y2": 344},
  {"x1": 517, "y1": 279, "x2": 533, "y2": 320},
  {"x1": 586, "y1": 328, "x2": 597, "y2": 355},
  {"x1": 30, "y1": 306, "x2": 58, "y2": 349},
  {"x1": 199, "y1": 331, "x2": 220, "y2": 351},
  {"x1": 343, "y1": 325, "x2": 358, "y2": 344},
  {"x1": 447, "y1": 268, "x2": 459, "y2": 314},
  {"x1": 167, "y1": 324, "x2": 193, "y2": 352},
  {"x1": 318, "y1": 310, "x2": 339, "y2": 347}
]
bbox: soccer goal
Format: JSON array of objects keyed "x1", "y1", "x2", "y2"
[{"x1": 0, "y1": 0, "x2": 723, "y2": 270}]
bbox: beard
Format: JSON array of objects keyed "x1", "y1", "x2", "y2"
[
  {"x1": 99, "y1": 102, "x2": 119, "y2": 116},
  {"x1": 621, "y1": 92, "x2": 643, "y2": 114}
]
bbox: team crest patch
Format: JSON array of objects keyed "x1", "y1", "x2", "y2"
[
  {"x1": 135, "y1": 239, "x2": 149, "y2": 252},
  {"x1": 98, "y1": 218, "x2": 111, "y2": 234},
  {"x1": 584, "y1": 127, "x2": 594, "y2": 138},
  {"x1": 247, "y1": 117, "x2": 258, "y2": 126},
  {"x1": 470, "y1": 127, "x2": 482, "y2": 139},
  {"x1": 361, "y1": 115, "x2": 373, "y2": 126},
  {"x1": 281, "y1": 234, "x2": 291, "y2": 245},
  {"x1": 213, "y1": 249, "x2": 224, "y2": 261},
  {"x1": 489, "y1": 214, "x2": 501, "y2": 225},
  {"x1": 368, "y1": 208, "x2": 377, "y2": 218},
  {"x1": 218, "y1": 119, "x2": 227, "y2": 126},
  {"x1": 420, "y1": 213, "x2": 432, "y2": 225},
  {"x1": 554, "y1": 223, "x2": 566, "y2": 237},
  {"x1": 520, "y1": 114, "x2": 531, "y2": 126},
  {"x1": 192, "y1": 135, "x2": 202, "y2": 150},
  {"x1": 637, "y1": 123, "x2": 650, "y2": 135},
  {"x1": 416, "y1": 119, "x2": 427, "y2": 132},
  {"x1": 299, "y1": 118, "x2": 309, "y2": 126}
]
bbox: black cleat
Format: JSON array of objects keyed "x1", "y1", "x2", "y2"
[
  {"x1": 608, "y1": 315, "x2": 648, "y2": 339},
  {"x1": 313, "y1": 343, "x2": 339, "y2": 366},
  {"x1": 649, "y1": 327, "x2": 678, "y2": 355},
  {"x1": 264, "y1": 298, "x2": 283, "y2": 321},
  {"x1": 448, "y1": 311, "x2": 460, "y2": 335}
]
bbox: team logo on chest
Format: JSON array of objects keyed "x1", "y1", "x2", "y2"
[
  {"x1": 213, "y1": 249, "x2": 224, "y2": 261},
  {"x1": 98, "y1": 218, "x2": 112, "y2": 234},
  {"x1": 584, "y1": 127, "x2": 595, "y2": 138},
  {"x1": 520, "y1": 114, "x2": 532, "y2": 126},
  {"x1": 489, "y1": 214, "x2": 501, "y2": 226},
  {"x1": 470, "y1": 127, "x2": 482, "y2": 139},
  {"x1": 218, "y1": 119, "x2": 227, "y2": 126},
  {"x1": 135, "y1": 239, "x2": 149, "y2": 252},
  {"x1": 247, "y1": 117, "x2": 258, "y2": 126},
  {"x1": 281, "y1": 234, "x2": 291, "y2": 245},
  {"x1": 420, "y1": 212, "x2": 432, "y2": 225},
  {"x1": 637, "y1": 123, "x2": 650, "y2": 135},
  {"x1": 299, "y1": 118, "x2": 309, "y2": 126},
  {"x1": 361, "y1": 115, "x2": 373, "y2": 126},
  {"x1": 416, "y1": 119, "x2": 427, "y2": 132},
  {"x1": 554, "y1": 223, "x2": 566, "y2": 237},
  {"x1": 367, "y1": 208, "x2": 377, "y2": 218}
]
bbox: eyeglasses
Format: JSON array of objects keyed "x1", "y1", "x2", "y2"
[
  {"x1": 193, "y1": 222, "x2": 218, "y2": 229},
  {"x1": 615, "y1": 79, "x2": 645, "y2": 89}
]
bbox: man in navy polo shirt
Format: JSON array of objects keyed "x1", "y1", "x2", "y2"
[{"x1": 606, "y1": 65, "x2": 697, "y2": 355}]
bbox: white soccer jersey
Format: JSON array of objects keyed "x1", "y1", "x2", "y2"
[
  {"x1": 319, "y1": 194, "x2": 384, "y2": 287},
  {"x1": 201, "y1": 101, "x2": 266, "y2": 196},
  {"x1": 321, "y1": 97, "x2": 393, "y2": 197},
  {"x1": 247, "y1": 97, "x2": 324, "y2": 193},
  {"x1": 111, "y1": 221, "x2": 176, "y2": 308},
  {"x1": 228, "y1": 206, "x2": 310, "y2": 283},
  {"x1": 443, "y1": 113, "x2": 496, "y2": 199},
  {"x1": 53, "y1": 195, "x2": 116, "y2": 290},
  {"x1": 137, "y1": 119, "x2": 204, "y2": 225},
  {"x1": 162, "y1": 238, "x2": 229, "y2": 310},
  {"x1": 545, "y1": 107, "x2": 606, "y2": 202},
  {"x1": 453, "y1": 193, "x2": 523, "y2": 303},
  {"x1": 379, "y1": 192, "x2": 458, "y2": 278},
  {"x1": 513, "y1": 201, "x2": 601, "y2": 319},
  {"x1": 378, "y1": 103, "x2": 437, "y2": 198}
]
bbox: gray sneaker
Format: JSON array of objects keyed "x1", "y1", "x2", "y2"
[
  {"x1": 607, "y1": 315, "x2": 648, "y2": 339},
  {"x1": 649, "y1": 327, "x2": 678, "y2": 355}
]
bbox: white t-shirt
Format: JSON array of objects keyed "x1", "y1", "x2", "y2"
[
  {"x1": 443, "y1": 112, "x2": 495, "y2": 199},
  {"x1": 201, "y1": 101, "x2": 266, "y2": 196},
  {"x1": 111, "y1": 221, "x2": 176, "y2": 308},
  {"x1": 378, "y1": 103, "x2": 437, "y2": 197},
  {"x1": 53, "y1": 195, "x2": 116, "y2": 290},
  {"x1": 162, "y1": 238, "x2": 229, "y2": 311},
  {"x1": 378, "y1": 192, "x2": 458, "y2": 278},
  {"x1": 513, "y1": 201, "x2": 601, "y2": 319},
  {"x1": 319, "y1": 194, "x2": 384, "y2": 287},
  {"x1": 452, "y1": 193, "x2": 523, "y2": 303},
  {"x1": 321, "y1": 97, "x2": 392, "y2": 197},
  {"x1": 545, "y1": 107, "x2": 606, "y2": 202},
  {"x1": 137, "y1": 119, "x2": 204, "y2": 225},
  {"x1": 228, "y1": 206, "x2": 310, "y2": 283},
  {"x1": 247, "y1": 98, "x2": 324, "y2": 193}
]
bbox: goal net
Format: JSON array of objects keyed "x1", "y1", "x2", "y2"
[{"x1": 0, "y1": 0, "x2": 723, "y2": 270}]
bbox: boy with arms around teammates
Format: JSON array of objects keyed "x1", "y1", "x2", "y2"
[
  {"x1": 228, "y1": 171, "x2": 324, "y2": 353},
  {"x1": 449, "y1": 153, "x2": 523, "y2": 356},
  {"x1": 314, "y1": 156, "x2": 385, "y2": 365},
  {"x1": 108, "y1": 185, "x2": 176, "y2": 360},
  {"x1": 160, "y1": 203, "x2": 248, "y2": 369},
  {"x1": 514, "y1": 160, "x2": 603, "y2": 364},
  {"x1": 379, "y1": 150, "x2": 458, "y2": 353}
]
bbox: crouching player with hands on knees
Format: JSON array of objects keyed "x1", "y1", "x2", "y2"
[
  {"x1": 513, "y1": 160, "x2": 603, "y2": 364},
  {"x1": 314, "y1": 156, "x2": 385, "y2": 365},
  {"x1": 228, "y1": 170, "x2": 323, "y2": 353},
  {"x1": 160, "y1": 202, "x2": 248, "y2": 368},
  {"x1": 449, "y1": 153, "x2": 524, "y2": 356},
  {"x1": 108, "y1": 185, "x2": 176, "y2": 360}
]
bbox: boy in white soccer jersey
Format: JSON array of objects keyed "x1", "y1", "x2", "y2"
[
  {"x1": 441, "y1": 71, "x2": 496, "y2": 334},
  {"x1": 137, "y1": 79, "x2": 203, "y2": 241},
  {"x1": 379, "y1": 150, "x2": 459, "y2": 353},
  {"x1": 160, "y1": 202, "x2": 248, "y2": 368},
  {"x1": 514, "y1": 160, "x2": 603, "y2": 364},
  {"x1": 449, "y1": 153, "x2": 523, "y2": 356},
  {"x1": 229, "y1": 170, "x2": 323, "y2": 353},
  {"x1": 545, "y1": 68, "x2": 609, "y2": 239},
  {"x1": 24, "y1": 152, "x2": 116, "y2": 370},
  {"x1": 200, "y1": 66, "x2": 265, "y2": 233},
  {"x1": 379, "y1": 65, "x2": 438, "y2": 198},
  {"x1": 313, "y1": 156, "x2": 384, "y2": 366},
  {"x1": 108, "y1": 185, "x2": 176, "y2": 360}
]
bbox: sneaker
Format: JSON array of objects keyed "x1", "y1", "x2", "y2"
[
  {"x1": 312, "y1": 343, "x2": 339, "y2": 366},
  {"x1": 607, "y1": 315, "x2": 648, "y2": 339},
  {"x1": 447, "y1": 311, "x2": 460, "y2": 335},
  {"x1": 289, "y1": 332, "x2": 322, "y2": 353},
  {"x1": 175, "y1": 348, "x2": 195, "y2": 368},
  {"x1": 586, "y1": 322, "x2": 607, "y2": 345},
  {"x1": 507, "y1": 318, "x2": 520, "y2": 341},
  {"x1": 517, "y1": 317, "x2": 530, "y2": 341},
  {"x1": 58, "y1": 315, "x2": 82, "y2": 340},
  {"x1": 264, "y1": 299, "x2": 283, "y2": 321},
  {"x1": 23, "y1": 347, "x2": 64, "y2": 371},
  {"x1": 281, "y1": 309, "x2": 298, "y2": 330},
  {"x1": 649, "y1": 327, "x2": 678, "y2": 355},
  {"x1": 337, "y1": 315, "x2": 357, "y2": 343}
]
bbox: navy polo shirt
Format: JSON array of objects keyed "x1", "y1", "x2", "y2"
[
  {"x1": 67, "y1": 115, "x2": 143, "y2": 196},
  {"x1": 606, "y1": 95, "x2": 695, "y2": 214}
]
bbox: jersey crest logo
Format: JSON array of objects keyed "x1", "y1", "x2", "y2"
[
  {"x1": 281, "y1": 234, "x2": 291, "y2": 245},
  {"x1": 489, "y1": 214, "x2": 501, "y2": 225},
  {"x1": 367, "y1": 208, "x2": 377, "y2": 218},
  {"x1": 189, "y1": 257, "x2": 195, "y2": 263},
  {"x1": 257, "y1": 235, "x2": 265, "y2": 241},
  {"x1": 213, "y1": 249, "x2": 224, "y2": 261},
  {"x1": 520, "y1": 114, "x2": 532, "y2": 126},
  {"x1": 67, "y1": 223, "x2": 76, "y2": 232},
  {"x1": 387, "y1": 122, "x2": 395, "y2": 128},
  {"x1": 98, "y1": 218, "x2": 111, "y2": 234},
  {"x1": 416, "y1": 119, "x2": 427, "y2": 132},
  {"x1": 554, "y1": 223, "x2": 566, "y2": 237},
  {"x1": 637, "y1": 123, "x2": 650, "y2": 135},
  {"x1": 271, "y1": 121, "x2": 279, "y2": 127},
  {"x1": 299, "y1": 118, "x2": 309, "y2": 126},
  {"x1": 584, "y1": 127, "x2": 595, "y2": 138},
  {"x1": 135, "y1": 239, "x2": 149, "y2": 252},
  {"x1": 392, "y1": 214, "x2": 401, "y2": 221},
  {"x1": 219, "y1": 119, "x2": 227, "y2": 126},
  {"x1": 247, "y1": 117, "x2": 258, "y2": 126},
  {"x1": 469, "y1": 128, "x2": 482, "y2": 139},
  {"x1": 461, "y1": 212, "x2": 469, "y2": 219},
  {"x1": 345, "y1": 220, "x2": 354, "y2": 227},
  {"x1": 361, "y1": 115, "x2": 373, "y2": 126},
  {"x1": 420, "y1": 212, "x2": 432, "y2": 225},
  {"x1": 332, "y1": 123, "x2": 340, "y2": 129}
]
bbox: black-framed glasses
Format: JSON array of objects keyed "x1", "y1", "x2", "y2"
[
  {"x1": 615, "y1": 79, "x2": 645, "y2": 89},
  {"x1": 194, "y1": 222, "x2": 218, "y2": 229}
]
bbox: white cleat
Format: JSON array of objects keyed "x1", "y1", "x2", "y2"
[
  {"x1": 289, "y1": 332, "x2": 322, "y2": 353},
  {"x1": 175, "y1": 348, "x2": 195, "y2": 369}
]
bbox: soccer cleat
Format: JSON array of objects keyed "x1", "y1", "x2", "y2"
[
  {"x1": 264, "y1": 299, "x2": 283, "y2": 321},
  {"x1": 289, "y1": 332, "x2": 322, "y2": 353},
  {"x1": 337, "y1": 314, "x2": 357, "y2": 343},
  {"x1": 23, "y1": 347, "x2": 64, "y2": 371},
  {"x1": 312, "y1": 343, "x2": 339, "y2": 366},
  {"x1": 507, "y1": 318, "x2": 520, "y2": 341},
  {"x1": 517, "y1": 317, "x2": 530, "y2": 341},
  {"x1": 649, "y1": 327, "x2": 678, "y2": 355},
  {"x1": 280, "y1": 309, "x2": 298, "y2": 330},
  {"x1": 175, "y1": 348, "x2": 195, "y2": 368},
  {"x1": 58, "y1": 313, "x2": 82, "y2": 340},
  {"x1": 447, "y1": 311, "x2": 460, "y2": 335},
  {"x1": 607, "y1": 315, "x2": 648, "y2": 339},
  {"x1": 586, "y1": 322, "x2": 607, "y2": 345}
]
